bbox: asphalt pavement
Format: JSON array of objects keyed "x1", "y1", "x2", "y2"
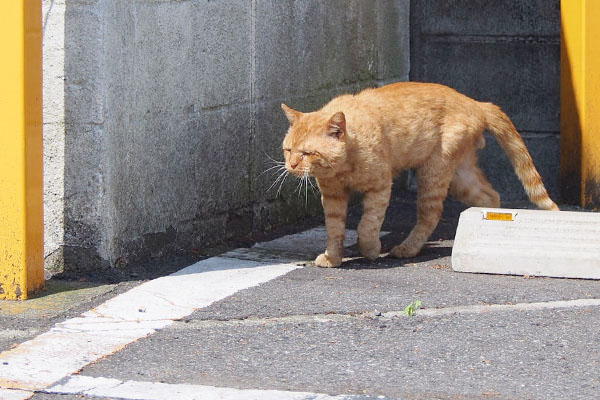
[{"x1": 1, "y1": 190, "x2": 599, "y2": 400}]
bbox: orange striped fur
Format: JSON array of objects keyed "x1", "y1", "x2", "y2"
[{"x1": 281, "y1": 82, "x2": 558, "y2": 267}]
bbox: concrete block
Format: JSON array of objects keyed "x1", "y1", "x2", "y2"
[
  {"x1": 43, "y1": 121, "x2": 65, "y2": 256},
  {"x1": 409, "y1": 0, "x2": 560, "y2": 203},
  {"x1": 417, "y1": 40, "x2": 559, "y2": 133},
  {"x1": 129, "y1": 0, "x2": 251, "y2": 109},
  {"x1": 108, "y1": 105, "x2": 253, "y2": 258},
  {"x1": 414, "y1": 0, "x2": 560, "y2": 36},
  {"x1": 254, "y1": 0, "x2": 409, "y2": 100},
  {"x1": 63, "y1": 123, "x2": 108, "y2": 251},
  {"x1": 254, "y1": 0, "x2": 370, "y2": 100},
  {"x1": 94, "y1": 0, "x2": 254, "y2": 263},
  {"x1": 61, "y1": 0, "x2": 110, "y2": 266},
  {"x1": 410, "y1": 0, "x2": 561, "y2": 137},
  {"x1": 43, "y1": 0, "x2": 66, "y2": 257},
  {"x1": 374, "y1": 0, "x2": 410, "y2": 81},
  {"x1": 452, "y1": 207, "x2": 600, "y2": 279},
  {"x1": 64, "y1": 2, "x2": 105, "y2": 126},
  {"x1": 479, "y1": 133, "x2": 560, "y2": 202},
  {"x1": 42, "y1": 0, "x2": 66, "y2": 125}
]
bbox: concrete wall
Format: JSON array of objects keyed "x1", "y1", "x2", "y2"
[
  {"x1": 43, "y1": 0, "x2": 410, "y2": 271},
  {"x1": 43, "y1": 0, "x2": 66, "y2": 270},
  {"x1": 410, "y1": 0, "x2": 561, "y2": 201},
  {"x1": 43, "y1": 0, "x2": 562, "y2": 273}
]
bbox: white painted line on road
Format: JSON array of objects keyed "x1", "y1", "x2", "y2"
[
  {"x1": 0, "y1": 388, "x2": 33, "y2": 400},
  {"x1": 385, "y1": 298, "x2": 600, "y2": 318},
  {"x1": 46, "y1": 375, "x2": 381, "y2": 400},
  {"x1": 0, "y1": 257, "x2": 300, "y2": 390},
  {"x1": 0, "y1": 227, "x2": 369, "y2": 393}
]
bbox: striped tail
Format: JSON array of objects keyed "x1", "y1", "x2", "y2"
[{"x1": 479, "y1": 102, "x2": 559, "y2": 210}]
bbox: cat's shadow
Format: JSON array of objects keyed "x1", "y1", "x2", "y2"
[{"x1": 338, "y1": 242, "x2": 453, "y2": 270}]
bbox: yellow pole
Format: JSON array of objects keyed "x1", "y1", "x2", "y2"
[
  {"x1": 561, "y1": 0, "x2": 600, "y2": 209},
  {"x1": 0, "y1": 0, "x2": 44, "y2": 300}
]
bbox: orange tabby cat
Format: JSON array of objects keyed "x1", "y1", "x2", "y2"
[{"x1": 281, "y1": 82, "x2": 559, "y2": 268}]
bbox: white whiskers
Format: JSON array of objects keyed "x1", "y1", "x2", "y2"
[
  {"x1": 266, "y1": 167, "x2": 288, "y2": 193},
  {"x1": 293, "y1": 169, "x2": 319, "y2": 207},
  {"x1": 260, "y1": 156, "x2": 319, "y2": 206},
  {"x1": 259, "y1": 155, "x2": 290, "y2": 198},
  {"x1": 258, "y1": 163, "x2": 286, "y2": 178}
]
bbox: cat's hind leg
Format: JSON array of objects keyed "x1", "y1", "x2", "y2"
[
  {"x1": 390, "y1": 160, "x2": 454, "y2": 258},
  {"x1": 449, "y1": 152, "x2": 500, "y2": 208},
  {"x1": 357, "y1": 183, "x2": 392, "y2": 261}
]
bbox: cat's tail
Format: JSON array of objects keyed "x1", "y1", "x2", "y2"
[{"x1": 479, "y1": 101, "x2": 559, "y2": 211}]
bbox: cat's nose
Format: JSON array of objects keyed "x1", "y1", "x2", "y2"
[{"x1": 290, "y1": 161, "x2": 299, "y2": 169}]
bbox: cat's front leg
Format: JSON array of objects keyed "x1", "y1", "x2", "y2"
[
  {"x1": 315, "y1": 187, "x2": 349, "y2": 268},
  {"x1": 357, "y1": 184, "x2": 391, "y2": 260}
]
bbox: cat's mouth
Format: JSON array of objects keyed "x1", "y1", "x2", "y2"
[
  {"x1": 288, "y1": 165, "x2": 339, "y2": 180},
  {"x1": 288, "y1": 168, "x2": 312, "y2": 178}
]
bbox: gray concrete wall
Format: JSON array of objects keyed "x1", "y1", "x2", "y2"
[
  {"x1": 410, "y1": 0, "x2": 561, "y2": 202},
  {"x1": 43, "y1": 0, "x2": 410, "y2": 271},
  {"x1": 43, "y1": 0, "x2": 66, "y2": 270}
]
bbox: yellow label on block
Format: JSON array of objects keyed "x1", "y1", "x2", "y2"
[{"x1": 485, "y1": 212, "x2": 514, "y2": 221}]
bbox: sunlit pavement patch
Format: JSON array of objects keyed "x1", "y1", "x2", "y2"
[{"x1": 0, "y1": 281, "x2": 117, "y2": 319}]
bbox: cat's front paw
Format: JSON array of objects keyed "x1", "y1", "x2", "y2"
[
  {"x1": 314, "y1": 253, "x2": 342, "y2": 268},
  {"x1": 390, "y1": 244, "x2": 420, "y2": 258},
  {"x1": 358, "y1": 237, "x2": 381, "y2": 261}
]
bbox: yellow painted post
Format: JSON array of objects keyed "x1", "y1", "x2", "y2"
[
  {"x1": 561, "y1": 0, "x2": 600, "y2": 209},
  {"x1": 0, "y1": 0, "x2": 44, "y2": 299}
]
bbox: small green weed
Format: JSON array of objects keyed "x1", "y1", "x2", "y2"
[{"x1": 403, "y1": 300, "x2": 422, "y2": 316}]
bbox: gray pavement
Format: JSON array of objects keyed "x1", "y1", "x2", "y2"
[
  {"x1": 81, "y1": 307, "x2": 600, "y2": 399},
  {"x1": 2, "y1": 191, "x2": 599, "y2": 399},
  {"x1": 77, "y1": 255, "x2": 600, "y2": 399},
  {"x1": 193, "y1": 252, "x2": 600, "y2": 321}
]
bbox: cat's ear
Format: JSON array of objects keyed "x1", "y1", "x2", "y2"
[
  {"x1": 281, "y1": 103, "x2": 301, "y2": 126},
  {"x1": 327, "y1": 112, "x2": 346, "y2": 141}
]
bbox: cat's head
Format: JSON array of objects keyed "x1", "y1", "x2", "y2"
[{"x1": 280, "y1": 104, "x2": 347, "y2": 179}]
